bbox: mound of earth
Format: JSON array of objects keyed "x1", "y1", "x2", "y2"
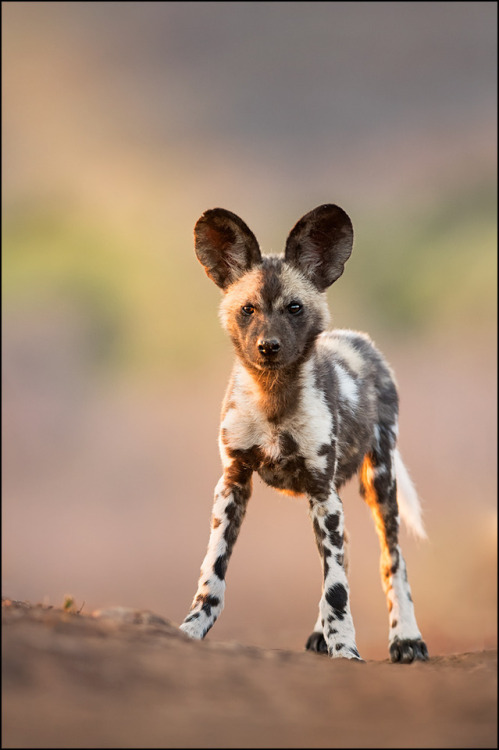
[{"x1": 2, "y1": 599, "x2": 497, "y2": 748}]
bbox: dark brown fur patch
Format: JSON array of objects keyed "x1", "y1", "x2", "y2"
[
  {"x1": 261, "y1": 262, "x2": 283, "y2": 309},
  {"x1": 325, "y1": 583, "x2": 348, "y2": 620}
]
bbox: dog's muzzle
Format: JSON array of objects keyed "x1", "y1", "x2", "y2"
[{"x1": 257, "y1": 338, "x2": 281, "y2": 357}]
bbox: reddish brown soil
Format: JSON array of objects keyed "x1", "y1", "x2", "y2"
[{"x1": 2, "y1": 599, "x2": 496, "y2": 749}]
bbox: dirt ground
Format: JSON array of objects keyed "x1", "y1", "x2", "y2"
[{"x1": 2, "y1": 599, "x2": 496, "y2": 749}]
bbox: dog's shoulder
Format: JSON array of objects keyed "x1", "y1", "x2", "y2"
[
  {"x1": 316, "y1": 329, "x2": 396, "y2": 385},
  {"x1": 316, "y1": 329, "x2": 376, "y2": 372}
]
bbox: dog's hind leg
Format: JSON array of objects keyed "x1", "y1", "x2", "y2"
[
  {"x1": 359, "y1": 440, "x2": 429, "y2": 662},
  {"x1": 180, "y1": 473, "x2": 251, "y2": 640}
]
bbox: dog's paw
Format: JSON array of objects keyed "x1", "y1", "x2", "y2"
[
  {"x1": 329, "y1": 644, "x2": 365, "y2": 662},
  {"x1": 305, "y1": 632, "x2": 364, "y2": 661},
  {"x1": 179, "y1": 614, "x2": 206, "y2": 640},
  {"x1": 305, "y1": 631, "x2": 328, "y2": 653},
  {"x1": 389, "y1": 638, "x2": 429, "y2": 663}
]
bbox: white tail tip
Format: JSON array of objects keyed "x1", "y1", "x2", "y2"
[{"x1": 395, "y1": 449, "x2": 427, "y2": 540}]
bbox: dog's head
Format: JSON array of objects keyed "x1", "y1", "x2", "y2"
[{"x1": 194, "y1": 204, "x2": 353, "y2": 372}]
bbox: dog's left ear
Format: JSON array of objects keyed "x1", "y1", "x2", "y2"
[{"x1": 284, "y1": 204, "x2": 353, "y2": 291}]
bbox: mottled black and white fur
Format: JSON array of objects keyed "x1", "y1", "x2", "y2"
[{"x1": 180, "y1": 204, "x2": 428, "y2": 663}]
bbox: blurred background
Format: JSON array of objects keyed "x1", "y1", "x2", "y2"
[{"x1": 2, "y1": 1, "x2": 496, "y2": 659}]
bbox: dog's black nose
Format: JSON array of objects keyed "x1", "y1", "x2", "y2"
[{"x1": 258, "y1": 338, "x2": 281, "y2": 356}]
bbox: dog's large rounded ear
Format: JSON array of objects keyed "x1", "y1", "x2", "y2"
[
  {"x1": 194, "y1": 208, "x2": 262, "y2": 290},
  {"x1": 284, "y1": 204, "x2": 353, "y2": 291}
]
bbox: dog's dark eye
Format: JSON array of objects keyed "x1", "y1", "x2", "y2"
[
  {"x1": 287, "y1": 301, "x2": 303, "y2": 315},
  {"x1": 241, "y1": 304, "x2": 255, "y2": 316}
]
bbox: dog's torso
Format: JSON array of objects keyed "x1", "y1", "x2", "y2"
[
  {"x1": 180, "y1": 203, "x2": 428, "y2": 663},
  {"x1": 220, "y1": 329, "x2": 398, "y2": 498}
]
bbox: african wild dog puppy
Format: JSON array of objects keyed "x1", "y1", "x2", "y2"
[{"x1": 180, "y1": 204, "x2": 429, "y2": 663}]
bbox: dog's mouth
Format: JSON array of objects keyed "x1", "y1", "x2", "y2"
[
  {"x1": 254, "y1": 356, "x2": 285, "y2": 371},
  {"x1": 258, "y1": 360, "x2": 282, "y2": 370}
]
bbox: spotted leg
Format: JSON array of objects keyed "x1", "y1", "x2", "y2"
[
  {"x1": 306, "y1": 492, "x2": 362, "y2": 660},
  {"x1": 180, "y1": 470, "x2": 251, "y2": 639},
  {"x1": 360, "y1": 447, "x2": 429, "y2": 663},
  {"x1": 305, "y1": 527, "x2": 351, "y2": 654}
]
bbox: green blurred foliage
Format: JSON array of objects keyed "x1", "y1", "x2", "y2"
[
  {"x1": 2, "y1": 205, "x2": 225, "y2": 380},
  {"x1": 3, "y1": 3, "x2": 496, "y2": 382},
  {"x1": 330, "y1": 181, "x2": 497, "y2": 338},
  {"x1": 3, "y1": 181, "x2": 495, "y2": 381}
]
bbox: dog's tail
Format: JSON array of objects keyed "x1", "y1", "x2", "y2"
[{"x1": 394, "y1": 449, "x2": 427, "y2": 540}]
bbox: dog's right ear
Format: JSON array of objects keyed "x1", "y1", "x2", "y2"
[{"x1": 194, "y1": 208, "x2": 262, "y2": 290}]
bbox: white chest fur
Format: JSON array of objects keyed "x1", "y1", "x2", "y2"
[{"x1": 220, "y1": 360, "x2": 334, "y2": 476}]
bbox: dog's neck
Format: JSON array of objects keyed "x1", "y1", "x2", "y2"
[{"x1": 235, "y1": 357, "x2": 309, "y2": 423}]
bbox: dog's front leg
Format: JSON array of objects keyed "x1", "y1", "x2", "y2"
[
  {"x1": 180, "y1": 471, "x2": 251, "y2": 640},
  {"x1": 308, "y1": 490, "x2": 362, "y2": 660}
]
